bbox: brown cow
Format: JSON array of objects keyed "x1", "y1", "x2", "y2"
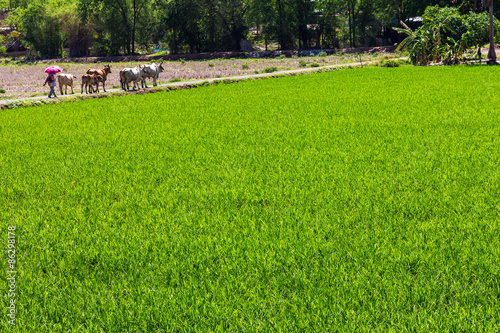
[
  {"x1": 56, "y1": 74, "x2": 77, "y2": 95},
  {"x1": 86, "y1": 64, "x2": 111, "y2": 92},
  {"x1": 81, "y1": 74, "x2": 103, "y2": 94}
]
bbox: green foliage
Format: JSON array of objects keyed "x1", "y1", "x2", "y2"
[
  {"x1": 299, "y1": 59, "x2": 307, "y2": 67},
  {"x1": 378, "y1": 59, "x2": 400, "y2": 67},
  {"x1": 310, "y1": 62, "x2": 320, "y2": 67},
  {"x1": 263, "y1": 66, "x2": 278, "y2": 73},
  {"x1": 90, "y1": 35, "x2": 114, "y2": 57},
  {"x1": 395, "y1": 6, "x2": 500, "y2": 65},
  {"x1": 5, "y1": 0, "x2": 490, "y2": 57},
  {"x1": 241, "y1": 63, "x2": 250, "y2": 69},
  {"x1": 16, "y1": 4, "x2": 63, "y2": 57}
]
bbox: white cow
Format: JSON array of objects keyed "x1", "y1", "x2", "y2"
[
  {"x1": 120, "y1": 66, "x2": 145, "y2": 91},
  {"x1": 141, "y1": 62, "x2": 164, "y2": 88},
  {"x1": 56, "y1": 74, "x2": 77, "y2": 95}
]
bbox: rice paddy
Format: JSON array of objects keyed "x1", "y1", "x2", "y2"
[{"x1": 1, "y1": 65, "x2": 499, "y2": 332}]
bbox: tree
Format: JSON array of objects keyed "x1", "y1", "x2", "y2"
[
  {"x1": 15, "y1": 4, "x2": 63, "y2": 57},
  {"x1": 290, "y1": 0, "x2": 315, "y2": 49},
  {"x1": 200, "y1": 0, "x2": 250, "y2": 51},
  {"x1": 316, "y1": 0, "x2": 343, "y2": 48},
  {"x1": 104, "y1": 0, "x2": 149, "y2": 54},
  {"x1": 483, "y1": 0, "x2": 497, "y2": 63},
  {"x1": 79, "y1": 0, "x2": 149, "y2": 55},
  {"x1": 159, "y1": 0, "x2": 203, "y2": 54}
]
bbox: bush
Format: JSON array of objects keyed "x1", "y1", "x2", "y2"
[
  {"x1": 310, "y1": 63, "x2": 320, "y2": 68},
  {"x1": 318, "y1": 51, "x2": 327, "y2": 57},
  {"x1": 299, "y1": 60, "x2": 308, "y2": 67},
  {"x1": 263, "y1": 67, "x2": 278, "y2": 73},
  {"x1": 379, "y1": 59, "x2": 400, "y2": 67},
  {"x1": 208, "y1": 63, "x2": 215, "y2": 67},
  {"x1": 169, "y1": 78, "x2": 181, "y2": 82},
  {"x1": 241, "y1": 63, "x2": 249, "y2": 70}
]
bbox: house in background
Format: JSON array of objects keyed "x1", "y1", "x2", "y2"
[
  {"x1": 0, "y1": 10, "x2": 11, "y2": 36},
  {"x1": 0, "y1": 10, "x2": 28, "y2": 54}
]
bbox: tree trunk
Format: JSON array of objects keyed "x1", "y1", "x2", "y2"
[
  {"x1": 351, "y1": 1, "x2": 356, "y2": 47},
  {"x1": 131, "y1": 29, "x2": 135, "y2": 54},
  {"x1": 230, "y1": 28, "x2": 241, "y2": 52},
  {"x1": 277, "y1": 0, "x2": 285, "y2": 49},
  {"x1": 132, "y1": 1, "x2": 136, "y2": 54},
  {"x1": 487, "y1": 2, "x2": 497, "y2": 63},
  {"x1": 348, "y1": 4, "x2": 353, "y2": 48}
]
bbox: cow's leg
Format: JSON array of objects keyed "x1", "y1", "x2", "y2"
[
  {"x1": 102, "y1": 81, "x2": 106, "y2": 92},
  {"x1": 70, "y1": 84, "x2": 74, "y2": 94},
  {"x1": 81, "y1": 83, "x2": 84, "y2": 94}
]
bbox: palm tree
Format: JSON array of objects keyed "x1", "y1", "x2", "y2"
[{"x1": 484, "y1": 0, "x2": 497, "y2": 64}]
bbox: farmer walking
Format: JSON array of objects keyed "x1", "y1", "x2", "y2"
[
  {"x1": 43, "y1": 74, "x2": 57, "y2": 98},
  {"x1": 43, "y1": 65, "x2": 63, "y2": 98}
]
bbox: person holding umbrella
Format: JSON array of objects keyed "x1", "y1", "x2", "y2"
[{"x1": 43, "y1": 65, "x2": 63, "y2": 98}]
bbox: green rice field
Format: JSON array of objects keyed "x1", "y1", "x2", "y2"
[{"x1": 1, "y1": 66, "x2": 500, "y2": 332}]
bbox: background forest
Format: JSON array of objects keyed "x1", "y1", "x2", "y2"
[{"x1": 0, "y1": 0, "x2": 497, "y2": 57}]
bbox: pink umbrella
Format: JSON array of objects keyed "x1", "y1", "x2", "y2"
[{"x1": 44, "y1": 65, "x2": 63, "y2": 74}]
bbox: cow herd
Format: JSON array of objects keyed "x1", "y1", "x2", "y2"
[{"x1": 54, "y1": 62, "x2": 165, "y2": 95}]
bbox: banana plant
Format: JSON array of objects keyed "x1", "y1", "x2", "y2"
[{"x1": 394, "y1": 21, "x2": 431, "y2": 65}]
